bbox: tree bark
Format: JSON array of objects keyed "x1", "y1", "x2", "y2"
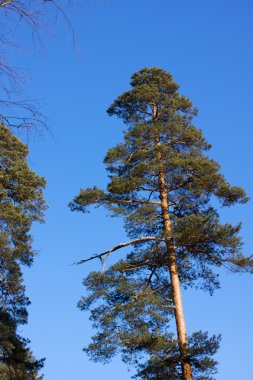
[{"x1": 154, "y1": 118, "x2": 193, "y2": 380}]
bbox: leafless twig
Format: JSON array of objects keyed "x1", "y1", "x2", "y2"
[{"x1": 0, "y1": 0, "x2": 78, "y2": 131}]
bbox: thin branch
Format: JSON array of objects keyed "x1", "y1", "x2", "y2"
[
  {"x1": 133, "y1": 284, "x2": 169, "y2": 300},
  {"x1": 110, "y1": 198, "x2": 162, "y2": 206},
  {"x1": 75, "y1": 236, "x2": 165, "y2": 265},
  {"x1": 0, "y1": 98, "x2": 47, "y2": 132},
  {"x1": 133, "y1": 265, "x2": 158, "y2": 299},
  {"x1": 167, "y1": 177, "x2": 193, "y2": 192},
  {"x1": 0, "y1": 0, "x2": 78, "y2": 131},
  {"x1": 125, "y1": 147, "x2": 151, "y2": 163},
  {"x1": 136, "y1": 186, "x2": 158, "y2": 192},
  {"x1": 121, "y1": 262, "x2": 152, "y2": 272}
]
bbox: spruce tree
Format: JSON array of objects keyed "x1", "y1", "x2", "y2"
[
  {"x1": 70, "y1": 68, "x2": 251, "y2": 380},
  {"x1": 0, "y1": 124, "x2": 46, "y2": 379}
]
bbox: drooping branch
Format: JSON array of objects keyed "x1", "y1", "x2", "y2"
[
  {"x1": 75, "y1": 236, "x2": 165, "y2": 265},
  {"x1": 0, "y1": 0, "x2": 78, "y2": 43},
  {"x1": 0, "y1": 0, "x2": 78, "y2": 131},
  {"x1": 0, "y1": 99, "x2": 48, "y2": 132}
]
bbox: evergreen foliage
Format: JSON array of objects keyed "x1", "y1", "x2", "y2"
[
  {"x1": 0, "y1": 124, "x2": 46, "y2": 379},
  {"x1": 70, "y1": 68, "x2": 251, "y2": 379},
  {"x1": 0, "y1": 311, "x2": 44, "y2": 380}
]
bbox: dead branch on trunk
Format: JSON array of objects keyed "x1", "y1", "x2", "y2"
[
  {"x1": 75, "y1": 236, "x2": 165, "y2": 266},
  {"x1": 109, "y1": 197, "x2": 162, "y2": 206}
]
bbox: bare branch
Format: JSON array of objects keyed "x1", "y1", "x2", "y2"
[
  {"x1": 110, "y1": 198, "x2": 162, "y2": 206},
  {"x1": 75, "y1": 236, "x2": 165, "y2": 265},
  {"x1": 0, "y1": 0, "x2": 78, "y2": 131},
  {"x1": 0, "y1": 99, "x2": 48, "y2": 133}
]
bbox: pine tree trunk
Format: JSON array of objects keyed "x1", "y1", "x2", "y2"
[{"x1": 154, "y1": 118, "x2": 193, "y2": 380}]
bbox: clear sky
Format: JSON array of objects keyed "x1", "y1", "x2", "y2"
[{"x1": 8, "y1": 0, "x2": 253, "y2": 379}]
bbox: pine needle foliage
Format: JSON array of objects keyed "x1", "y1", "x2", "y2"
[
  {"x1": 0, "y1": 124, "x2": 46, "y2": 379},
  {"x1": 0, "y1": 311, "x2": 44, "y2": 380},
  {"x1": 70, "y1": 68, "x2": 251, "y2": 379}
]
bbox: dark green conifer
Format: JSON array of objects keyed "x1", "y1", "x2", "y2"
[
  {"x1": 70, "y1": 68, "x2": 251, "y2": 380},
  {"x1": 0, "y1": 124, "x2": 46, "y2": 379},
  {"x1": 0, "y1": 311, "x2": 44, "y2": 380}
]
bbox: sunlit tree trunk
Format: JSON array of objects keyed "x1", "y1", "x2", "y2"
[{"x1": 154, "y1": 111, "x2": 193, "y2": 380}]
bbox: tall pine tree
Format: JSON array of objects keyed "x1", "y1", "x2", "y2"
[
  {"x1": 0, "y1": 124, "x2": 46, "y2": 379},
  {"x1": 70, "y1": 68, "x2": 252, "y2": 380}
]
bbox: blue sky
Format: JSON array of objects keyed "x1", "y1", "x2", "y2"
[{"x1": 8, "y1": 0, "x2": 253, "y2": 379}]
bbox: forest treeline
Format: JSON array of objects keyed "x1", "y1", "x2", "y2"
[{"x1": 0, "y1": 3, "x2": 252, "y2": 380}]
